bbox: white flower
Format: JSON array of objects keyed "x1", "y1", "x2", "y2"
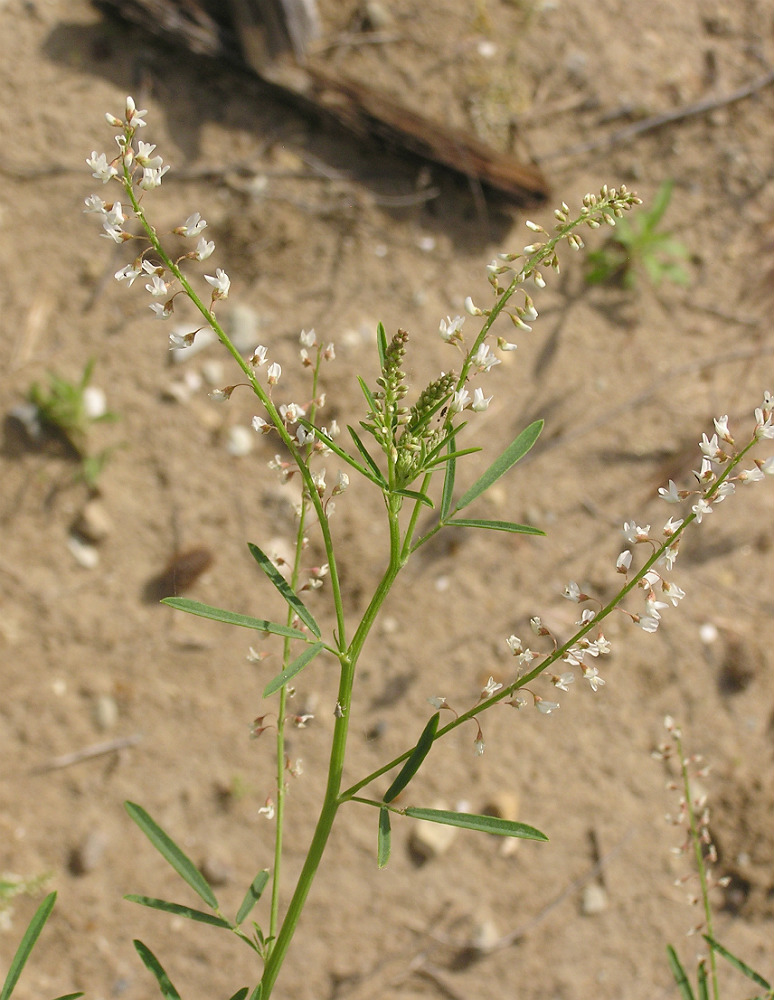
[
  {"x1": 471, "y1": 388, "x2": 492, "y2": 411},
  {"x1": 582, "y1": 665, "x2": 605, "y2": 691},
  {"x1": 481, "y1": 676, "x2": 503, "y2": 698},
  {"x1": 135, "y1": 141, "x2": 163, "y2": 169},
  {"x1": 506, "y1": 635, "x2": 523, "y2": 655},
  {"x1": 563, "y1": 581, "x2": 582, "y2": 602},
  {"x1": 139, "y1": 165, "x2": 170, "y2": 189},
  {"x1": 471, "y1": 343, "x2": 500, "y2": 371},
  {"x1": 169, "y1": 331, "x2": 195, "y2": 349},
  {"x1": 124, "y1": 96, "x2": 147, "y2": 128},
  {"x1": 739, "y1": 466, "x2": 765, "y2": 484},
  {"x1": 662, "y1": 516, "x2": 683, "y2": 537},
  {"x1": 439, "y1": 315, "x2": 465, "y2": 342},
  {"x1": 661, "y1": 580, "x2": 686, "y2": 606},
  {"x1": 616, "y1": 550, "x2": 632, "y2": 573},
  {"x1": 754, "y1": 408, "x2": 774, "y2": 439},
  {"x1": 552, "y1": 672, "x2": 575, "y2": 692},
  {"x1": 83, "y1": 194, "x2": 106, "y2": 214},
  {"x1": 536, "y1": 698, "x2": 559, "y2": 715},
  {"x1": 299, "y1": 328, "x2": 316, "y2": 348},
  {"x1": 691, "y1": 498, "x2": 712, "y2": 523},
  {"x1": 194, "y1": 237, "x2": 215, "y2": 261},
  {"x1": 205, "y1": 268, "x2": 230, "y2": 298},
  {"x1": 713, "y1": 414, "x2": 733, "y2": 443},
  {"x1": 658, "y1": 480, "x2": 681, "y2": 504},
  {"x1": 267, "y1": 362, "x2": 281, "y2": 385},
  {"x1": 279, "y1": 402, "x2": 305, "y2": 423},
  {"x1": 464, "y1": 296, "x2": 482, "y2": 316},
  {"x1": 622, "y1": 521, "x2": 650, "y2": 544},
  {"x1": 252, "y1": 415, "x2": 269, "y2": 433},
  {"x1": 115, "y1": 262, "x2": 142, "y2": 286},
  {"x1": 449, "y1": 389, "x2": 470, "y2": 414},
  {"x1": 87, "y1": 151, "x2": 118, "y2": 183},
  {"x1": 250, "y1": 345, "x2": 268, "y2": 367},
  {"x1": 145, "y1": 274, "x2": 169, "y2": 297},
  {"x1": 179, "y1": 212, "x2": 207, "y2": 237},
  {"x1": 150, "y1": 301, "x2": 173, "y2": 320},
  {"x1": 699, "y1": 433, "x2": 722, "y2": 460},
  {"x1": 333, "y1": 471, "x2": 349, "y2": 495}
]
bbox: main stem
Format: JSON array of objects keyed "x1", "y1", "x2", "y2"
[{"x1": 260, "y1": 507, "x2": 404, "y2": 998}]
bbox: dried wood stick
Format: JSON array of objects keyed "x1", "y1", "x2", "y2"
[{"x1": 31, "y1": 733, "x2": 143, "y2": 773}]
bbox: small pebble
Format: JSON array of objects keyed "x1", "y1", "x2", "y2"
[
  {"x1": 470, "y1": 916, "x2": 500, "y2": 953},
  {"x1": 225, "y1": 425, "x2": 254, "y2": 457},
  {"x1": 581, "y1": 883, "x2": 608, "y2": 915},
  {"x1": 363, "y1": 0, "x2": 392, "y2": 29},
  {"x1": 82, "y1": 386, "x2": 107, "y2": 419},
  {"x1": 93, "y1": 694, "x2": 118, "y2": 731},
  {"x1": 69, "y1": 830, "x2": 108, "y2": 875},
  {"x1": 67, "y1": 533, "x2": 99, "y2": 568},
  {"x1": 74, "y1": 498, "x2": 113, "y2": 543}
]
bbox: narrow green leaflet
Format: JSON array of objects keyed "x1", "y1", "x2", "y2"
[
  {"x1": 236, "y1": 870, "x2": 270, "y2": 926},
  {"x1": 125, "y1": 802, "x2": 218, "y2": 909},
  {"x1": 393, "y1": 488, "x2": 433, "y2": 508},
  {"x1": 440, "y1": 440, "x2": 456, "y2": 521},
  {"x1": 247, "y1": 544, "x2": 321, "y2": 638},
  {"x1": 347, "y1": 425, "x2": 386, "y2": 483},
  {"x1": 1, "y1": 892, "x2": 56, "y2": 1000},
  {"x1": 161, "y1": 599, "x2": 308, "y2": 641},
  {"x1": 227, "y1": 990, "x2": 249, "y2": 1000},
  {"x1": 356, "y1": 376, "x2": 380, "y2": 417},
  {"x1": 404, "y1": 807, "x2": 548, "y2": 841},
  {"x1": 133, "y1": 941, "x2": 182, "y2": 1000},
  {"x1": 666, "y1": 946, "x2": 696, "y2": 1000},
  {"x1": 704, "y1": 936, "x2": 772, "y2": 988},
  {"x1": 51, "y1": 994, "x2": 85, "y2": 999},
  {"x1": 697, "y1": 962, "x2": 709, "y2": 1000},
  {"x1": 376, "y1": 321, "x2": 388, "y2": 369},
  {"x1": 248, "y1": 984, "x2": 263, "y2": 1000},
  {"x1": 447, "y1": 518, "x2": 544, "y2": 535},
  {"x1": 383, "y1": 713, "x2": 439, "y2": 803},
  {"x1": 125, "y1": 895, "x2": 231, "y2": 929},
  {"x1": 298, "y1": 421, "x2": 375, "y2": 483},
  {"x1": 377, "y1": 807, "x2": 391, "y2": 869},
  {"x1": 452, "y1": 420, "x2": 543, "y2": 513},
  {"x1": 263, "y1": 641, "x2": 325, "y2": 697}
]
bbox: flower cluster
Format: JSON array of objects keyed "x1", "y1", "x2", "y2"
[{"x1": 84, "y1": 97, "x2": 229, "y2": 346}]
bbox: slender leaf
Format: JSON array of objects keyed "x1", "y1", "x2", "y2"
[
  {"x1": 236, "y1": 870, "x2": 271, "y2": 926},
  {"x1": 697, "y1": 960, "x2": 709, "y2": 1000},
  {"x1": 133, "y1": 941, "x2": 182, "y2": 1000},
  {"x1": 161, "y1": 599, "x2": 307, "y2": 641},
  {"x1": 356, "y1": 376, "x2": 380, "y2": 416},
  {"x1": 383, "y1": 713, "x2": 439, "y2": 803},
  {"x1": 453, "y1": 420, "x2": 543, "y2": 513},
  {"x1": 298, "y1": 420, "x2": 378, "y2": 483},
  {"x1": 1, "y1": 892, "x2": 57, "y2": 1000},
  {"x1": 425, "y1": 446, "x2": 481, "y2": 468},
  {"x1": 248, "y1": 984, "x2": 263, "y2": 1000},
  {"x1": 51, "y1": 993, "x2": 85, "y2": 999},
  {"x1": 125, "y1": 802, "x2": 218, "y2": 909},
  {"x1": 440, "y1": 438, "x2": 456, "y2": 521},
  {"x1": 666, "y1": 946, "x2": 696, "y2": 1000},
  {"x1": 447, "y1": 518, "x2": 545, "y2": 535},
  {"x1": 377, "y1": 808, "x2": 391, "y2": 869},
  {"x1": 347, "y1": 426, "x2": 386, "y2": 483},
  {"x1": 125, "y1": 895, "x2": 231, "y2": 929},
  {"x1": 263, "y1": 641, "x2": 325, "y2": 697},
  {"x1": 376, "y1": 322, "x2": 388, "y2": 370},
  {"x1": 227, "y1": 990, "x2": 249, "y2": 1000},
  {"x1": 404, "y1": 807, "x2": 547, "y2": 841},
  {"x1": 704, "y1": 936, "x2": 772, "y2": 988},
  {"x1": 393, "y1": 488, "x2": 433, "y2": 507},
  {"x1": 247, "y1": 544, "x2": 321, "y2": 638}
]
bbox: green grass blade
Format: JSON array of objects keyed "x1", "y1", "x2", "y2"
[
  {"x1": 227, "y1": 990, "x2": 249, "y2": 1000},
  {"x1": 404, "y1": 808, "x2": 548, "y2": 841},
  {"x1": 377, "y1": 807, "x2": 391, "y2": 869},
  {"x1": 696, "y1": 959, "x2": 709, "y2": 1000},
  {"x1": 356, "y1": 376, "x2": 380, "y2": 416},
  {"x1": 447, "y1": 518, "x2": 545, "y2": 535},
  {"x1": 0, "y1": 892, "x2": 57, "y2": 1000},
  {"x1": 125, "y1": 802, "x2": 218, "y2": 909},
  {"x1": 247, "y1": 544, "x2": 321, "y2": 638},
  {"x1": 666, "y1": 945, "x2": 696, "y2": 1000},
  {"x1": 236, "y1": 870, "x2": 270, "y2": 926},
  {"x1": 453, "y1": 420, "x2": 543, "y2": 513},
  {"x1": 703, "y1": 936, "x2": 772, "y2": 988},
  {"x1": 50, "y1": 993, "x2": 85, "y2": 999},
  {"x1": 383, "y1": 713, "x2": 439, "y2": 803},
  {"x1": 161, "y1": 599, "x2": 307, "y2": 641},
  {"x1": 263, "y1": 641, "x2": 325, "y2": 697},
  {"x1": 124, "y1": 895, "x2": 231, "y2": 929},
  {"x1": 133, "y1": 941, "x2": 182, "y2": 1000}
]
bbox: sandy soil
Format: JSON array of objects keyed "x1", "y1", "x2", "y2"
[{"x1": 1, "y1": 1, "x2": 772, "y2": 999}]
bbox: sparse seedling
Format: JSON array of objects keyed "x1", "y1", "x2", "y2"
[
  {"x1": 585, "y1": 179, "x2": 690, "y2": 289},
  {"x1": 27, "y1": 358, "x2": 118, "y2": 487}
]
